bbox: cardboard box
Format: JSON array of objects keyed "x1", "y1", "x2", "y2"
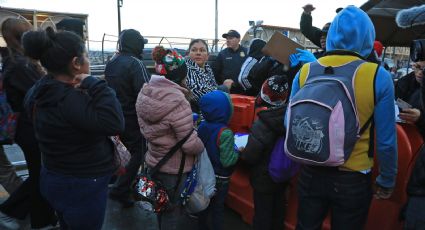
[{"x1": 261, "y1": 32, "x2": 304, "y2": 66}]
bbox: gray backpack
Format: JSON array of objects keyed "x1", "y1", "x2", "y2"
[{"x1": 284, "y1": 60, "x2": 373, "y2": 166}]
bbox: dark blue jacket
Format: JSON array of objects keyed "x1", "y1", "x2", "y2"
[{"x1": 213, "y1": 46, "x2": 247, "y2": 85}]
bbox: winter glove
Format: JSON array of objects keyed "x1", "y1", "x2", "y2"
[
  {"x1": 289, "y1": 54, "x2": 300, "y2": 67},
  {"x1": 296, "y1": 48, "x2": 317, "y2": 63}
]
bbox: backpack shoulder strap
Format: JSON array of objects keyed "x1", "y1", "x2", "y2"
[
  {"x1": 298, "y1": 63, "x2": 311, "y2": 88},
  {"x1": 355, "y1": 62, "x2": 379, "y2": 157}
]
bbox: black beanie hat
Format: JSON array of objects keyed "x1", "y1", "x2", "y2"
[
  {"x1": 56, "y1": 18, "x2": 85, "y2": 39},
  {"x1": 118, "y1": 29, "x2": 148, "y2": 58}
]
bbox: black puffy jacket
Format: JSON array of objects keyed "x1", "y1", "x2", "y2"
[{"x1": 242, "y1": 106, "x2": 287, "y2": 193}]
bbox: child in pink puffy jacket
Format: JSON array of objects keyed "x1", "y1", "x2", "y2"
[{"x1": 136, "y1": 46, "x2": 204, "y2": 230}]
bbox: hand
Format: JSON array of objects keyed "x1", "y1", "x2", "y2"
[
  {"x1": 296, "y1": 48, "x2": 317, "y2": 63},
  {"x1": 373, "y1": 183, "x2": 394, "y2": 200},
  {"x1": 399, "y1": 108, "x2": 421, "y2": 124},
  {"x1": 302, "y1": 4, "x2": 315, "y2": 14},
  {"x1": 223, "y1": 79, "x2": 234, "y2": 90},
  {"x1": 289, "y1": 54, "x2": 300, "y2": 68}
]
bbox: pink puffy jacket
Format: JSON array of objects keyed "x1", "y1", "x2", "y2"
[{"x1": 136, "y1": 75, "x2": 204, "y2": 174}]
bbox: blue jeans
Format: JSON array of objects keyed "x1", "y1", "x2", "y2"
[
  {"x1": 198, "y1": 176, "x2": 230, "y2": 230},
  {"x1": 40, "y1": 167, "x2": 111, "y2": 230},
  {"x1": 296, "y1": 166, "x2": 372, "y2": 230},
  {"x1": 404, "y1": 196, "x2": 425, "y2": 230}
]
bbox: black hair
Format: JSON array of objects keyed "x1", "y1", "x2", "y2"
[
  {"x1": 189, "y1": 39, "x2": 209, "y2": 54},
  {"x1": 22, "y1": 27, "x2": 85, "y2": 75}
]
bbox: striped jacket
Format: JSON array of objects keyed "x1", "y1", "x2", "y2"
[{"x1": 185, "y1": 58, "x2": 218, "y2": 105}]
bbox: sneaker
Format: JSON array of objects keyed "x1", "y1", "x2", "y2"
[{"x1": 0, "y1": 211, "x2": 19, "y2": 230}]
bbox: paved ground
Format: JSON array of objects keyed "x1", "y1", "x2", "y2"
[{"x1": 1, "y1": 144, "x2": 252, "y2": 230}]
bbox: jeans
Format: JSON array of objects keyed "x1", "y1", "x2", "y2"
[
  {"x1": 405, "y1": 196, "x2": 425, "y2": 230},
  {"x1": 0, "y1": 145, "x2": 22, "y2": 194},
  {"x1": 155, "y1": 172, "x2": 188, "y2": 230},
  {"x1": 296, "y1": 166, "x2": 372, "y2": 230},
  {"x1": 40, "y1": 167, "x2": 111, "y2": 230},
  {"x1": 198, "y1": 176, "x2": 230, "y2": 230},
  {"x1": 253, "y1": 185, "x2": 287, "y2": 230},
  {"x1": 110, "y1": 120, "x2": 146, "y2": 199}
]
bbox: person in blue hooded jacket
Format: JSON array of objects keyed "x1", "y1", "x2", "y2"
[
  {"x1": 288, "y1": 6, "x2": 397, "y2": 230},
  {"x1": 197, "y1": 90, "x2": 239, "y2": 230}
]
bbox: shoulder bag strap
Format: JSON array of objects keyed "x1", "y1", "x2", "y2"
[{"x1": 150, "y1": 129, "x2": 194, "y2": 176}]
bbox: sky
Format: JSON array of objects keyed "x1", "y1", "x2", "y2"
[{"x1": 0, "y1": 0, "x2": 368, "y2": 50}]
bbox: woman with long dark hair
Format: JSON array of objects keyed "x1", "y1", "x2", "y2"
[{"x1": 23, "y1": 27, "x2": 124, "y2": 229}]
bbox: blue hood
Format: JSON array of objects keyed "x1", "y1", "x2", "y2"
[
  {"x1": 199, "y1": 90, "x2": 233, "y2": 124},
  {"x1": 326, "y1": 6, "x2": 375, "y2": 58}
]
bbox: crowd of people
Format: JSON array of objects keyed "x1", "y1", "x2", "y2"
[{"x1": 0, "y1": 3, "x2": 423, "y2": 230}]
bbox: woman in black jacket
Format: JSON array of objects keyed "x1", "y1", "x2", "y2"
[
  {"x1": 0, "y1": 18, "x2": 57, "y2": 230},
  {"x1": 23, "y1": 28, "x2": 124, "y2": 230},
  {"x1": 240, "y1": 75, "x2": 290, "y2": 230}
]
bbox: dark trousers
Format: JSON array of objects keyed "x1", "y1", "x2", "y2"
[
  {"x1": 110, "y1": 120, "x2": 146, "y2": 198},
  {"x1": 155, "y1": 172, "x2": 188, "y2": 230},
  {"x1": 198, "y1": 177, "x2": 230, "y2": 230},
  {"x1": 405, "y1": 196, "x2": 425, "y2": 230},
  {"x1": 253, "y1": 186, "x2": 287, "y2": 230},
  {"x1": 0, "y1": 119, "x2": 56, "y2": 228},
  {"x1": 296, "y1": 166, "x2": 372, "y2": 230},
  {"x1": 40, "y1": 167, "x2": 111, "y2": 230}
]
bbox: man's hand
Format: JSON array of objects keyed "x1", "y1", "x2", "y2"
[
  {"x1": 223, "y1": 79, "x2": 234, "y2": 90},
  {"x1": 399, "y1": 108, "x2": 421, "y2": 124},
  {"x1": 302, "y1": 4, "x2": 316, "y2": 14},
  {"x1": 373, "y1": 183, "x2": 394, "y2": 200}
]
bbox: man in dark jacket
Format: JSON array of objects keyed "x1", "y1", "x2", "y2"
[
  {"x1": 240, "y1": 75, "x2": 290, "y2": 230},
  {"x1": 404, "y1": 61, "x2": 425, "y2": 229},
  {"x1": 396, "y1": 62, "x2": 425, "y2": 137},
  {"x1": 212, "y1": 30, "x2": 247, "y2": 91},
  {"x1": 105, "y1": 29, "x2": 150, "y2": 207}
]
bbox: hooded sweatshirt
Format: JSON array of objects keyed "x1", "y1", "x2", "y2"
[
  {"x1": 237, "y1": 39, "x2": 266, "y2": 95},
  {"x1": 105, "y1": 29, "x2": 151, "y2": 118},
  {"x1": 136, "y1": 75, "x2": 204, "y2": 174},
  {"x1": 289, "y1": 6, "x2": 397, "y2": 188},
  {"x1": 24, "y1": 76, "x2": 125, "y2": 177},
  {"x1": 198, "y1": 90, "x2": 239, "y2": 177}
]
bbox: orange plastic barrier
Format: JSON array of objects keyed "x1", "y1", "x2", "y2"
[
  {"x1": 226, "y1": 93, "x2": 424, "y2": 230},
  {"x1": 229, "y1": 94, "x2": 256, "y2": 133},
  {"x1": 366, "y1": 124, "x2": 415, "y2": 230}
]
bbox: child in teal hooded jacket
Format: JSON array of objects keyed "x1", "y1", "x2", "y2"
[{"x1": 197, "y1": 90, "x2": 239, "y2": 230}]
